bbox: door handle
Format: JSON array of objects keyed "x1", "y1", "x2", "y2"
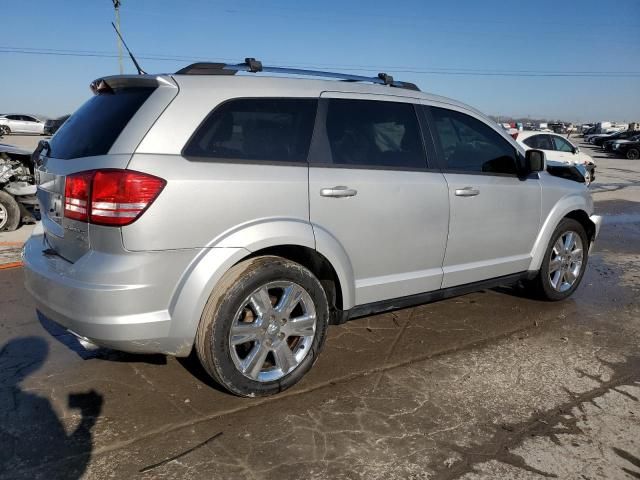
[
  {"x1": 455, "y1": 187, "x2": 480, "y2": 197},
  {"x1": 320, "y1": 186, "x2": 358, "y2": 198}
]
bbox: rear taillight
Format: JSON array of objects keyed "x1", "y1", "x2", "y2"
[
  {"x1": 64, "y1": 171, "x2": 93, "y2": 222},
  {"x1": 64, "y1": 170, "x2": 165, "y2": 226}
]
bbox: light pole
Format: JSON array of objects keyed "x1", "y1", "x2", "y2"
[{"x1": 112, "y1": 0, "x2": 123, "y2": 74}]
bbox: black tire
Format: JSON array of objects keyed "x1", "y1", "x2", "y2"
[
  {"x1": 0, "y1": 125, "x2": 10, "y2": 136},
  {"x1": 0, "y1": 191, "x2": 21, "y2": 232},
  {"x1": 626, "y1": 148, "x2": 639, "y2": 160},
  {"x1": 526, "y1": 218, "x2": 589, "y2": 301},
  {"x1": 195, "y1": 255, "x2": 329, "y2": 397}
]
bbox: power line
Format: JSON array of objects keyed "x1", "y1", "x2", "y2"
[{"x1": 1, "y1": 47, "x2": 639, "y2": 78}]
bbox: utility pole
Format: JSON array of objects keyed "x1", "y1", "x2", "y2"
[{"x1": 112, "y1": 0, "x2": 123, "y2": 74}]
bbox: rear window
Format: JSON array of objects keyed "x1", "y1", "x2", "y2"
[
  {"x1": 48, "y1": 87, "x2": 154, "y2": 160},
  {"x1": 183, "y1": 98, "x2": 317, "y2": 163}
]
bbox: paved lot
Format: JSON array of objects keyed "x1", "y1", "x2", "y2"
[{"x1": 0, "y1": 138, "x2": 639, "y2": 479}]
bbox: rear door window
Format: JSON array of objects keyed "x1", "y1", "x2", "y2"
[
  {"x1": 48, "y1": 87, "x2": 155, "y2": 160},
  {"x1": 523, "y1": 134, "x2": 554, "y2": 150},
  {"x1": 184, "y1": 98, "x2": 317, "y2": 164},
  {"x1": 321, "y1": 99, "x2": 426, "y2": 169}
]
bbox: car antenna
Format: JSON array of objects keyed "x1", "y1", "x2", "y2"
[{"x1": 110, "y1": 21, "x2": 146, "y2": 74}]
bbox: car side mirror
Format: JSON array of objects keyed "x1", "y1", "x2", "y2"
[
  {"x1": 572, "y1": 146, "x2": 579, "y2": 154},
  {"x1": 523, "y1": 149, "x2": 545, "y2": 175}
]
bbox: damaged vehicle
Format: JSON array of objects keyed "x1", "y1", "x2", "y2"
[
  {"x1": 0, "y1": 143, "x2": 38, "y2": 231},
  {"x1": 514, "y1": 131, "x2": 596, "y2": 184}
]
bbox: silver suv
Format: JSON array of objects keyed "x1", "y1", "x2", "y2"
[{"x1": 24, "y1": 59, "x2": 602, "y2": 396}]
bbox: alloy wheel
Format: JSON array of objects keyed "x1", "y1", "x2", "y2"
[
  {"x1": 228, "y1": 281, "x2": 317, "y2": 382},
  {"x1": 0, "y1": 203, "x2": 8, "y2": 230},
  {"x1": 548, "y1": 231, "x2": 584, "y2": 292}
]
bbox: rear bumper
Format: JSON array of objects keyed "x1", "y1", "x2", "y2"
[{"x1": 23, "y1": 230, "x2": 201, "y2": 356}]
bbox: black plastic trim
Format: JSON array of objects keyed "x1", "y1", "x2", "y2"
[
  {"x1": 336, "y1": 271, "x2": 533, "y2": 324},
  {"x1": 181, "y1": 156, "x2": 308, "y2": 167},
  {"x1": 308, "y1": 163, "x2": 440, "y2": 173}
]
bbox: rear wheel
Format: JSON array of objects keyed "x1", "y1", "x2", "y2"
[
  {"x1": 526, "y1": 218, "x2": 589, "y2": 301},
  {"x1": 626, "y1": 148, "x2": 639, "y2": 160},
  {"x1": 195, "y1": 256, "x2": 329, "y2": 397},
  {"x1": 0, "y1": 191, "x2": 20, "y2": 231}
]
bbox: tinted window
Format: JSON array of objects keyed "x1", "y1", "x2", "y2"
[
  {"x1": 430, "y1": 107, "x2": 517, "y2": 174},
  {"x1": 324, "y1": 99, "x2": 425, "y2": 169},
  {"x1": 184, "y1": 98, "x2": 317, "y2": 163},
  {"x1": 48, "y1": 87, "x2": 154, "y2": 160},
  {"x1": 551, "y1": 136, "x2": 574, "y2": 152},
  {"x1": 523, "y1": 134, "x2": 553, "y2": 150}
]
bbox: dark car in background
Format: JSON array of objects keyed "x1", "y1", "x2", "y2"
[
  {"x1": 594, "y1": 129, "x2": 639, "y2": 147},
  {"x1": 604, "y1": 134, "x2": 640, "y2": 152},
  {"x1": 616, "y1": 140, "x2": 640, "y2": 160},
  {"x1": 43, "y1": 115, "x2": 70, "y2": 135}
]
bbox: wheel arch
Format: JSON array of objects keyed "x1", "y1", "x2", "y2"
[
  {"x1": 168, "y1": 221, "x2": 355, "y2": 356},
  {"x1": 243, "y1": 245, "x2": 345, "y2": 317},
  {"x1": 529, "y1": 196, "x2": 596, "y2": 272}
]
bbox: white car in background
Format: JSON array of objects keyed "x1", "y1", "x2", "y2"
[
  {"x1": 0, "y1": 114, "x2": 46, "y2": 135},
  {"x1": 515, "y1": 131, "x2": 596, "y2": 182}
]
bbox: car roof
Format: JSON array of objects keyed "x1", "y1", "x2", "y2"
[
  {"x1": 1, "y1": 113, "x2": 43, "y2": 119},
  {"x1": 170, "y1": 73, "x2": 483, "y2": 113},
  {"x1": 515, "y1": 130, "x2": 562, "y2": 140},
  {"x1": 99, "y1": 71, "x2": 485, "y2": 118}
]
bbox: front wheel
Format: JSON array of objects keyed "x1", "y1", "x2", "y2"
[
  {"x1": 0, "y1": 125, "x2": 10, "y2": 136},
  {"x1": 195, "y1": 256, "x2": 329, "y2": 397},
  {"x1": 626, "y1": 148, "x2": 639, "y2": 160},
  {"x1": 526, "y1": 218, "x2": 589, "y2": 301}
]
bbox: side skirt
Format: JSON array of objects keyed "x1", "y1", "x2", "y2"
[{"x1": 335, "y1": 271, "x2": 536, "y2": 324}]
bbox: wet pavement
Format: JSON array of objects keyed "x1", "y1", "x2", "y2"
[{"x1": 0, "y1": 139, "x2": 639, "y2": 479}]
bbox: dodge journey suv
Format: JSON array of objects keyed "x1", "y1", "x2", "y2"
[{"x1": 24, "y1": 59, "x2": 601, "y2": 396}]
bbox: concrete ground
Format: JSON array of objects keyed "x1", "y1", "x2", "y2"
[{"x1": 0, "y1": 138, "x2": 639, "y2": 479}]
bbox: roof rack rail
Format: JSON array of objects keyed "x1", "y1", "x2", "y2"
[{"x1": 175, "y1": 58, "x2": 420, "y2": 91}]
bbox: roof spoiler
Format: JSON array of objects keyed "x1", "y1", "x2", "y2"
[{"x1": 89, "y1": 75, "x2": 177, "y2": 94}]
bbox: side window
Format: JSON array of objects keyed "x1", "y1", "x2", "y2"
[
  {"x1": 6, "y1": 115, "x2": 19, "y2": 121},
  {"x1": 184, "y1": 98, "x2": 317, "y2": 163},
  {"x1": 551, "y1": 136, "x2": 574, "y2": 152},
  {"x1": 523, "y1": 134, "x2": 553, "y2": 150},
  {"x1": 430, "y1": 107, "x2": 518, "y2": 175},
  {"x1": 324, "y1": 99, "x2": 426, "y2": 169},
  {"x1": 22, "y1": 116, "x2": 36, "y2": 122}
]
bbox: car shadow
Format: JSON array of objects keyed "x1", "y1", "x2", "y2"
[
  {"x1": 0, "y1": 336, "x2": 103, "y2": 479},
  {"x1": 38, "y1": 311, "x2": 166, "y2": 365},
  {"x1": 176, "y1": 351, "x2": 231, "y2": 394}
]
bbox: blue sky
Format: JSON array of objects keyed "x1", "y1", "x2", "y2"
[{"x1": 1, "y1": 0, "x2": 639, "y2": 122}]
